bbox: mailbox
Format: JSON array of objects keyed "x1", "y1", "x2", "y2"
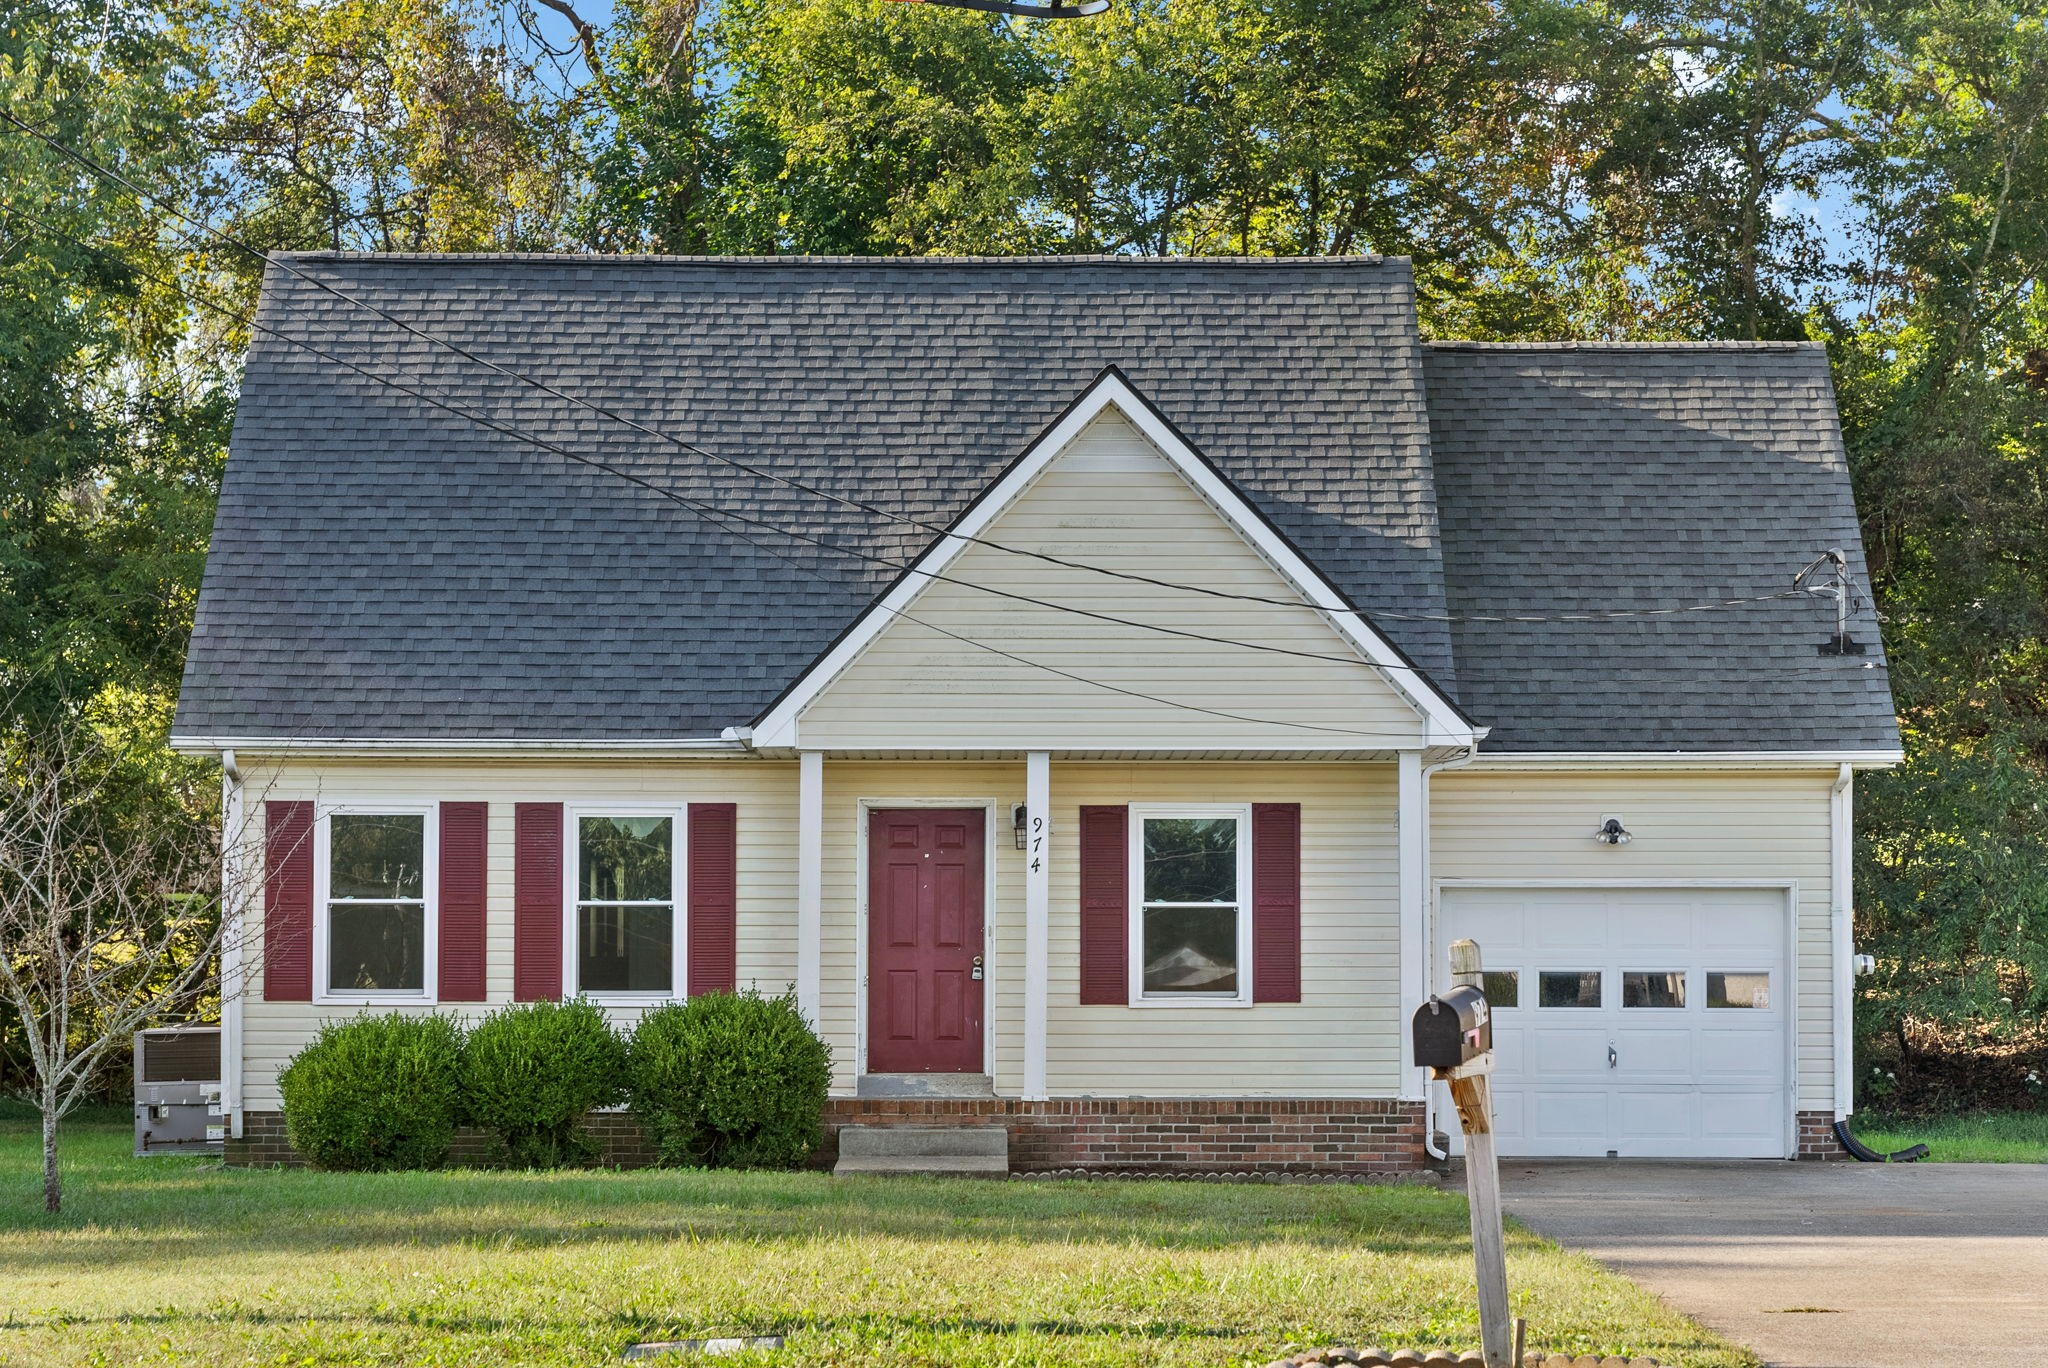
[{"x1": 1411, "y1": 984, "x2": 1492, "y2": 1070}]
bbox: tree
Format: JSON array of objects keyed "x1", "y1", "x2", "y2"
[
  {"x1": 0, "y1": 706, "x2": 263, "y2": 1213},
  {"x1": 1836, "y1": 0, "x2": 2048, "y2": 1085}
]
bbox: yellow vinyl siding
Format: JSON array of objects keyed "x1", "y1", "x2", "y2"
[
  {"x1": 819, "y1": 760, "x2": 1401, "y2": 1098},
  {"x1": 237, "y1": 758, "x2": 796, "y2": 1109},
  {"x1": 1429, "y1": 768, "x2": 1838, "y2": 1114},
  {"x1": 796, "y1": 411, "x2": 1426, "y2": 751},
  {"x1": 237, "y1": 756, "x2": 1405, "y2": 1108},
  {"x1": 1046, "y1": 762, "x2": 1402, "y2": 1096}
]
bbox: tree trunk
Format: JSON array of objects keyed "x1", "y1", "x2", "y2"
[{"x1": 41, "y1": 1104, "x2": 61, "y2": 1214}]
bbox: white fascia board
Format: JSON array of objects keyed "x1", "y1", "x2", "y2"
[
  {"x1": 750, "y1": 367, "x2": 1479, "y2": 750},
  {"x1": 168, "y1": 735, "x2": 747, "y2": 758},
  {"x1": 1462, "y1": 749, "x2": 1905, "y2": 771}
]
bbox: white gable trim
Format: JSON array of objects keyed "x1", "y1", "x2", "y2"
[{"x1": 750, "y1": 369, "x2": 1480, "y2": 750}]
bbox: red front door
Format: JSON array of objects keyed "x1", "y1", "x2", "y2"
[{"x1": 866, "y1": 809, "x2": 985, "y2": 1074}]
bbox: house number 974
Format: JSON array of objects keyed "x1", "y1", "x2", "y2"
[{"x1": 1030, "y1": 816, "x2": 1044, "y2": 874}]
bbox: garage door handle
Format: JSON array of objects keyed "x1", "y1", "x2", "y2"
[{"x1": 1608, "y1": 1045, "x2": 1618, "y2": 1070}]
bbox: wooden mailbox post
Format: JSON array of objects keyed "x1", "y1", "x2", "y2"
[{"x1": 1433, "y1": 937, "x2": 1514, "y2": 1368}]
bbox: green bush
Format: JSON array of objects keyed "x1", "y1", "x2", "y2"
[
  {"x1": 626, "y1": 989, "x2": 831, "y2": 1168},
  {"x1": 276, "y1": 1012, "x2": 464, "y2": 1171},
  {"x1": 460, "y1": 998, "x2": 626, "y2": 1166}
]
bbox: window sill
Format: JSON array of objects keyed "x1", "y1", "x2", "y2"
[
  {"x1": 314, "y1": 993, "x2": 437, "y2": 1008},
  {"x1": 1126, "y1": 995, "x2": 1256, "y2": 1010}
]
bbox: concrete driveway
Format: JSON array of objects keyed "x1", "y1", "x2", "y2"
[{"x1": 1475, "y1": 1160, "x2": 2048, "y2": 1368}]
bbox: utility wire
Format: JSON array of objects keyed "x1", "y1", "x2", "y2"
[
  {"x1": 3, "y1": 203, "x2": 1425, "y2": 740},
  {"x1": 2, "y1": 109, "x2": 1832, "y2": 631}
]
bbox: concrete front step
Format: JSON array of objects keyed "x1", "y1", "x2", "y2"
[{"x1": 833, "y1": 1124, "x2": 1009, "y2": 1177}]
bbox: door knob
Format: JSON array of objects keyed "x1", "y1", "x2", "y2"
[{"x1": 971, "y1": 955, "x2": 984, "y2": 981}]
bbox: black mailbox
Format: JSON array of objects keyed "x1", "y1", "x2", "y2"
[{"x1": 1411, "y1": 984, "x2": 1493, "y2": 1070}]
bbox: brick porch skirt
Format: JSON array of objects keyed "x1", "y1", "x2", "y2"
[
  {"x1": 1795, "y1": 1110, "x2": 1848, "y2": 1160},
  {"x1": 226, "y1": 1098, "x2": 1428, "y2": 1173}
]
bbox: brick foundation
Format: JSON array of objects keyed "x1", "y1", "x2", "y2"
[
  {"x1": 821, "y1": 1098, "x2": 1425, "y2": 1174},
  {"x1": 228, "y1": 1098, "x2": 1427, "y2": 1174},
  {"x1": 1796, "y1": 1110, "x2": 1847, "y2": 1160}
]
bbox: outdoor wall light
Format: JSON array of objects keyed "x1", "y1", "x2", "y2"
[
  {"x1": 1594, "y1": 817, "x2": 1632, "y2": 845},
  {"x1": 1012, "y1": 803, "x2": 1030, "y2": 850}
]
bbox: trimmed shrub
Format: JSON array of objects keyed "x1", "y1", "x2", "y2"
[
  {"x1": 461, "y1": 998, "x2": 626, "y2": 1167},
  {"x1": 276, "y1": 1012, "x2": 464, "y2": 1171},
  {"x1": 626, "y1": 989, "x2": 831, "y2": 1168}
]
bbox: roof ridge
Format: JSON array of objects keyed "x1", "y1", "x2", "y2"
[
  {"x1": 1426, "y1": 339, "x2": 1821, "y2": 351},
  {"x1": 272, "y1": 251, "x2": 1399, "y2": 268}
]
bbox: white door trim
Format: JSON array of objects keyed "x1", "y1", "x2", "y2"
[
  {"x1": 1433, "y1": 878, "x2": 1801, "y2": 1159},
  {"x1": 853, "y1": 798, "x2": 1000, "y2": 1085}
]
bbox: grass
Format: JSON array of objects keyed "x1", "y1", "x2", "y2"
[
  {"x1": 1852, "y1": 1109, "x2": 2048, "y2": 1163},
  {"x1": 0, "y1": 1114, "x2": 1755, "y2": 1368}
]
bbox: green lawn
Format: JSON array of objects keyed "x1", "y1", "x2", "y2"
[
  {"x1": 1852, "y1": 1110, "x2": 2048, "y2": 1163},
  {"x1": 0, "y1": 1115, "x2": 1754, "y2": 1368}
]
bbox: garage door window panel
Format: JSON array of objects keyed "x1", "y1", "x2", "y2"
[
  {"x1": 1482, "y1": 970, "x2": 1519, "y2": 1008},
  {"x1": 1538, "y1": 970, "x2": 1602, "y2": 1008},
  {"x1": 1707, "y1": 972, "x2": 1771, "y2": 1010},
  {"x1": 1622, "y1": 971, "x2": 1687, "y2": 1009}
]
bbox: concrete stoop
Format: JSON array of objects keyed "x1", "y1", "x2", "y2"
[{"x1": 832, "y1": 1124, "x2": 1008, "y2": 1177}]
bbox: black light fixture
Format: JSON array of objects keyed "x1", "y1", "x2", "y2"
[
  {"x1": 1594, "y1": 817, "x2": 1632, "y2": 845},
  {"x1": 1012, "y1": 803, "x2": 1030, "y2": 850}
]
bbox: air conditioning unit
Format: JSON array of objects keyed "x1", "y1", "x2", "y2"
[{"x1": 133, "y1": 1024, "x2": 223, "y2": 1156}]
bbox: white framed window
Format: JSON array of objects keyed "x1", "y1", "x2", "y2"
[
  {"x1": 1128, "y1": 804, "x2": 1253, "y2": 1007},
  {"x1": 314, "y1": 803, "x2": 437, "y2": 1005},
  {"x1": 563, "y1": 807, "x2": 684, "y2": 1002}
]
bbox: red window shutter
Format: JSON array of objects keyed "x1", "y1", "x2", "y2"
[
  {"x1": 263, "y1": 801, "x2": 314, "y2": 1002},
  {"x1": 513, "y1": 802, "x2": 563, "y2": 1002},
  {"x1": 438, "y1": 802, "x2": 488, "y2": 1002},
  {"x1": 1252, "y1": 803, "x2": 1302, "y2": 1003},
  {"x1": 1078, "y1": 805, "x2": 1129, "y2": 1005},
  {"x1": 687, "y1": 803, "x2": 739, "y2": 995}
]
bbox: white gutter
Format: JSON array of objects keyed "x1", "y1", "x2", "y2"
[
  {"x1": 169, "y1": 735, "x2": 747, "y2": 758},
  {"x1": 219, "y1": 750, "x2": 246, "y2": 1141},
  {"x1": 1418, "y1": 745, "x2": 1480, "y2": 1161},
  {"x1": 1467, "y1": 750, "x2": 1904, "y2": 771},
  {"x1": 1831, "y1": 762, "x2": 1855, "y2": 1120}
]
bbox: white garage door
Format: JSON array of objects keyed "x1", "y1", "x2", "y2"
[{"x1": 1439, "y1": 887, "x2": 1791, "y2": 1159}]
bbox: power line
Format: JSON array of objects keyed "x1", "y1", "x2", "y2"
[{"x1": 1, "y1": 109, "x2": 1837, "y2": 632}]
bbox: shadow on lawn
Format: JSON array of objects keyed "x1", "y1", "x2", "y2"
[
  {"x1": 5, "y1": 1304, "x2": 1249, "y2": 1344},
  {"x1": 3, "y1": 1123, "x2": 1490, "y2": 1271}
]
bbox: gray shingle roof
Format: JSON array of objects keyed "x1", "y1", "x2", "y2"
[
  {"x1": 172, "y1": 255, "x2": 1898, "y2": 754},
  {"x1": 174, "y1": 255, "x2": 1459, "y2": 742},
  {"x1": 1422, "y1": 342, "x2": 1899, "y2": 752}
]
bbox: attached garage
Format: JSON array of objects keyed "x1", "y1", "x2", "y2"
[{"x1": 1439, "y1": 885, "x2": 1793, "y2": 1159}]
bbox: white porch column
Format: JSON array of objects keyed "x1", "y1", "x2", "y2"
[
  {"x1": 1396, "y1": 748, "x2": 1426, "y2": 1100},
  {"x1": 1023, "y1": 750, "x2": 1051, "y2": 1100},
  {"x1": 796, "y1": 750, "x2": 824, "y2": 1028},
  {"x1": 1831, "y1": 763, "x2": 1854, "y2": 1120},
  {"x1": 220, "y1": 752, "x2": 247, "y2": 1140}
]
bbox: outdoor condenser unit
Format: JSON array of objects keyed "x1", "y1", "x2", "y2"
[{"x1": 133, "y1": 1023, "x2": 224, "y2": 1157}]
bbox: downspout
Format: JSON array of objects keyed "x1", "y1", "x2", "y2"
[
  {"x1": 1831, "y1": 761, "x2": 1853, "y2": 1122},
  {"x1": 220, "y1": 750, "x2": 246, "y2": 1140},
  {"x1": 1420, "y1": 745, "x2": 1480, "y2": 1161}
]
